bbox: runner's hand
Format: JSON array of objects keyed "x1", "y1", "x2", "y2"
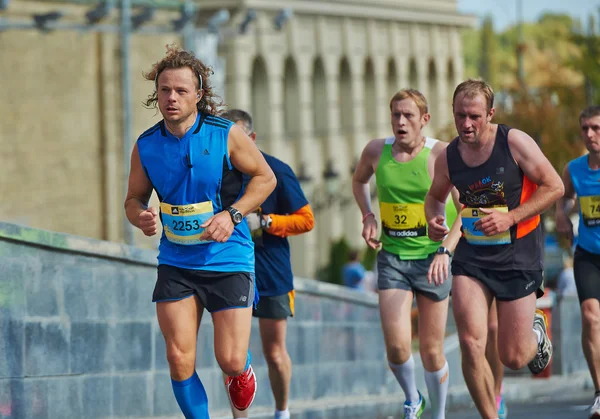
[
  {"x1": 476, "y1": 207, "x2": 514, "y2": 236},
  {"x1": 362, "y1": 217, "x2": 381, "y2": 249},
  {"x1": 428, "y1": 253, "x2": 449, "y2": 285},
  {"x1": 200, "y1": 211, "x2": 234, "y2": 242},
  {"x1": 246, "y1": 212, "x2": 261, "y2": 231},
  {"x1": 555, "y1": 212, "x2": 574, "y2": 247},
  {"x1": 427, "y1": 215, "x2": 448, "y2": 241},
  {"x1": 138, "y1": 207, "x2": 158, "y2": 236}
]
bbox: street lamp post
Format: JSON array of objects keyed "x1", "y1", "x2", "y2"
[{"x1": 121, "y1": 0, "x2": 134, "y2": 245}]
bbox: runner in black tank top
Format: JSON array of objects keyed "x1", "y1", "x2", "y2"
[
  {"x1": 424, "y1": 79, "x2": 564, "y2": 418},
  {"x1": 447, "y1": 123, "x2": 544, "y2": 277}
]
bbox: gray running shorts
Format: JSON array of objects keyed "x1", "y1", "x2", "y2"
[
  {"x1": 253, "y1": 291, "x2": 295, "y2": 319},
  {"x1": 376, "y1": 249, "x2": 451, "y2": 301}
]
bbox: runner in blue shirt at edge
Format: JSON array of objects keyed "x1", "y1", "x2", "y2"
[{"x1": 124, "y1": 46, "x2": 276, "y2": 419}]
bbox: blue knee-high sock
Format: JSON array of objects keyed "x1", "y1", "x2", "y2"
[
  {"x1": 171, "y1": 372, "x2": 209, "y2": 419},
  {"x1": 244, "y1": 350, "x2": 252, "y2": 372}
]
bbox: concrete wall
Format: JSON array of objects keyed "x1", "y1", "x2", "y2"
[
  {"x1": 0, "y1": 221, "x2": 405, "y2": 419},
  {"x1": 0, "y1": 221, "x2": 583, "y2": 418}
]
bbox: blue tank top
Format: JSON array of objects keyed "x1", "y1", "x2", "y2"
[
  {"x1": 137, "y1": 112, "x2": 254, "y2": 272},
  {"x1": 569, "y1": 154, "x2": 600, "y2": 254}
]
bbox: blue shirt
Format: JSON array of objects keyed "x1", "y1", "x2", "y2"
[
  {"x1": 137, "y1": 113, "x2": 254, "y2": 272},
  {"x1": 569, "y1": 154, "x2": 600, "y2": 255},
  {"x1": 342, "y1": 262, "x2": 366, "y2": 289},
  {"x1": 247, "y1": 153, "x2": 309, "y2": 297}
]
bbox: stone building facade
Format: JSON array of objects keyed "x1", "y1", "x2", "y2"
[{"x1": 0, "y1": 0, "x2": 473, "y2": 277}]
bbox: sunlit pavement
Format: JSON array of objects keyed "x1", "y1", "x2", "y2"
[{"x1": 445, "y1": 395, "x2": 592, "y2": 418}]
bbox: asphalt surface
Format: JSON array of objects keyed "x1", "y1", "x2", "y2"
[{"x1": 444, "y1": 394, "x2": 593, "y2": 418}]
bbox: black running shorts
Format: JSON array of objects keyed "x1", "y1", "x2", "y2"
[
  {"x1": 451, "y1": 261, "x2": 544, "y2": 301},
  {"x1": 153, "y1": 264, "x2": 255, "y2": 312},
  {"x1": 252, "y1": 291, "x2": 295, "y2": 319},
  {"x1": 574, "y1": 246, "x2": 600, "y2": 304}
]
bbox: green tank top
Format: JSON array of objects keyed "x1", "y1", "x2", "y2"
[{"x1": 375, "y1": 137, "x2": 457, "y2": 259}]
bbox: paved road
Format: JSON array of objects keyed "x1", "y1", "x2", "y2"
[{"x1": 443, "y1": 395, "x2": 593, "y2": 418}]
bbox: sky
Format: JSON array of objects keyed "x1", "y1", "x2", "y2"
[{"x1": 457, "y1": 0, "x2": 599, "y2": 31}]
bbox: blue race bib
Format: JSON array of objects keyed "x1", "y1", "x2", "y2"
[
  {"x1": 160, "y1": 201, "x2": 214, "y2": 245},
  {"x1": 461, "y1": 206, "x2": 511, "y2": 246}
]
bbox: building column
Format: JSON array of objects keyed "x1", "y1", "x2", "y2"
[
  {"x1": 349, "y1": 57, "x2": 366, "y2": 159},
  {"x1": 435, "y1": 56, "x2": 450, "y2": 134},
  {"x1": 263, "y1": 55, "x2": 292, "y2": 161},
  {"x1": 416, "y1": 58, "x2": 429, "y2": 102},
  {"x1": 224, "y1": 41, "x2": 254, "y2": 110},
  {"x1": 450, "y1": 28, "x2": 465, "y2": 88},
  {"x1": 313, "y1": 55, "x2": 344, "y2": 269},
  {"x1": 372, "y1": 56, "x2": 389, "y2": 139},
  {"x1": 288, "y1": 55, "x2": 318, "y2": 278},
  {"x1": 397, "y1": 57, "x2": 409, "y2": 92},
  {"x1": 346, "y1": 57, "x2": 367, "y2": 248}
]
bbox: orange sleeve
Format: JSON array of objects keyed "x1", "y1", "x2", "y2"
[{"x1": 266, "y1": 204, "x2": 315, "y2": 238}]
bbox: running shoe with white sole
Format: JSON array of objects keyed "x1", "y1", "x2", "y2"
[
  {"x1": 588, "y1": 394, "x2": 600, "y2": 418},
  {"x1": 403, "y1": 390, "x2": 426, "y2": 419},
  {"x1": 527, "y1": 309, "x2": 553, "y2": 374}
]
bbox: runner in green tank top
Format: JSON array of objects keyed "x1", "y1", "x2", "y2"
[
  {"x1": 352, "y1": 89, "x2": 462, "y2": 419},
  {"x1": 376, "y1": 136, "x2": 458, "y2": 259}
]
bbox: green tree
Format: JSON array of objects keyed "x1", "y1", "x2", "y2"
[
  {"x1": 362, "y1": 246, "x2": 377, "y2": 271},
  {"x1": 317, "y1": 237, "x2": 350, "y2": 285},
  {"x1": 571, "y1": 14, "x2": 600, "y2": 105},
  {"x1": 479, "y1": 15, "x2": 496, "y2": 86}
]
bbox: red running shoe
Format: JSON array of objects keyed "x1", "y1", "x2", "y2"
[{"x1": 226, "y1": 364, "x2": 257, "y2": 411}]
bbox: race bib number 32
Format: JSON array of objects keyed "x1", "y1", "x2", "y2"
[
  {"x1": 580, "y1": 195, "x2": 600, "y2": 228},
  {"x1": 461, "y1": 206, "x2": 511, "y2": 245},
  {"x1": 160, "y1": 201, "x2": 214, "y2": 245},
  {"x1": 380, "y1": 202, "x2": 426, "y2": 238}
]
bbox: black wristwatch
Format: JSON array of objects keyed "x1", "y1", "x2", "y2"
[
  {"x1": 436, "y1": 246, "x2": 452, "y2": 257},
  {"x1": 226, "y1": 207, "x2": 243, "y2": 225}
]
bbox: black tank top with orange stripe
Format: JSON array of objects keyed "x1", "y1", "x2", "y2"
[{"x1": 447, "y1": 124, "x2": 542, "y2": 271}]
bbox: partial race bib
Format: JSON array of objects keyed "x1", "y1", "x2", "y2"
[
  {"x1": 580, "y1": 195, "x2": 600, "y2": 227},
  {"x1": 461, "y1": 206, "x2": 511, "y2": 246},
  {"x1": 380, "y1": 202, "x2": 427, "y2": 238},
  {"x1": 160, "y1": 201, "x2": 214, "y2": 245}
]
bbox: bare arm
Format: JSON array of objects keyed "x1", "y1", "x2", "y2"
[
  {"x1": 351, "y1": 139, "x2": 383, "y2": 218},
  {"x1": 426, "y1": 147, "x2": 461, "y2": 284},
  {"x1": 124, "y1": 143, "x2": 155, "y2": 230},
  {"x1": 228, "y1": 124, "x2": 277, "y2": 214},
  {"x1": 440, "y1": 187, "x2": 463, "y2": 253},
  {"x1": 555, "y1": 164, "x2": 577, "y2": 217},
  {"x1": 428, "y1": 142, "x2": 462, "y2": 250},
  {"x1": 425, "y1": 149, "x2": 455, "y2": 236},
  {"x1": 200, "y1": 125, "x2": 276, "y2": 243},
  {"x1": 352, "y1": 139, "x2": 384, "y2": 248},
  {"x1": 555, "y1": 163, "x2": 576, "y2": 246},
  {"x1": 508, "y1": 129, "x2": 565, "y2": 224}
]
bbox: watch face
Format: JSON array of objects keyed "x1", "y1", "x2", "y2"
[{"x1": 233, "y1": 212, "x2": 243, "y2": 223}]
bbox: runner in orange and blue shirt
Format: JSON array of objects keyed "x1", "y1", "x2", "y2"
[{"x1": 221, "y1": 109, "x2": 314, "y2": 419}]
